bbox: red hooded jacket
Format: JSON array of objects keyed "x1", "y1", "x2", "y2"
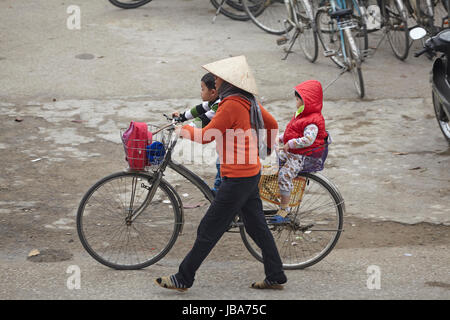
[{"x1": 283, "y1": 80, "x2": 327, "y2": 156}]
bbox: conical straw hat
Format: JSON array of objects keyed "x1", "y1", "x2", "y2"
[{"x1": 202, "y1": 55, "x2": 259, "y2": 95}]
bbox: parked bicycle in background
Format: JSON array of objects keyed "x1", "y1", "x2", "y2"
[
  {"x1": 108, "y1": 0, "x2": 153, "y2": 9},
  {"x1": 405, "y1": 0, "x2": 449, "y2": 36},
  {"x1": 315, "y1": 0, "x2": 366, "y2": 98},
  {"x1": 107, "y1": 0, "x2": 265, "y2": 22},
  {"x1": 242, "y1": 0, "x2": 319, "y2": 62},
  {"x1": 356, "y1": 0, "x2": 410, "y2": 60}
]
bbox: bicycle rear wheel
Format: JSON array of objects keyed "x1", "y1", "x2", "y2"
[
  {"x1": 384, "y1": 0, "x2": 409, "y2": 60},
  {"x1": 108, "y1": 0, "x2": 153, "y2": 9},
  {"x1": 243, "y1": 0, "x2": 293, "y2": 35},
  {"x1": 240, "y1": 172, "x2": 344, "y2": 270},
  {"x1": 77, "y1": 171, "x2": 182, "y2": 270},
  {"x1": 210, "y1": 0, "x2": 265, "y2": 21}
]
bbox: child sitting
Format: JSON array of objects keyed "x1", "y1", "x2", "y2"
[
  {"x1": 172, "y1": 72, "x2": 222, "y2": 193},
  {"x1": 277, "y1": 80, "x2": 328, "y2": 217}
]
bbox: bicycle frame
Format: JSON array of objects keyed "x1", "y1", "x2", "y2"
[{"x1": 327, "y1": 0, "x2": 361, "y2": 65}]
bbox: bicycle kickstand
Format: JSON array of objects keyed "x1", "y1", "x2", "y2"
[
  {"x1": 323, "y1": 66, "x2": 348, "y2": 92},
  {"x1": 212, "y1": 0, "x2": 227, "y2": 24},
  {"x1": 281, "y1": 29, "x2": 300, "y2": 60}
]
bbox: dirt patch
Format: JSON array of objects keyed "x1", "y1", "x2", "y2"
[
  {"x1": 336, "y1": 217, "x2": 450, "y2": 249},
  {"x1": 425, "y1": 281, "x2": 450, "y2": 290},
  {"x1": 27, "y1": 249, "x2": 73, "y2": 263}
]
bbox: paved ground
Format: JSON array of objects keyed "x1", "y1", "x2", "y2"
[{"x1": 0, "y1": 0, "x2": 449, "y2": 300}]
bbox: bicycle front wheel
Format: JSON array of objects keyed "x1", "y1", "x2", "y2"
[
  {"x1": 296, "y1": 0, "x2": 319, "y2": 62},
  {"x1": 345, "y1": 29, "x2": 365, "y2": 98},
  {"x1": 240, "y1": 172, "x2": 344, "y2": 270},
  {"x1": 77, "y1": 171, "x2": 182, "y2": 270},
  {"x1": 243, "y1": 0, "x2": 292, "y2": 35},
  {"x1": 108, "y1": 0, "x2": 153, "y2": 9},
  {"x1": 384, "y1": 0, "x2": 409, "y2": 60}
]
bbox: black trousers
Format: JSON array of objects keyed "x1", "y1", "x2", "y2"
[{"x1": 175, "y1": 173, "x2": 287, "y2": 288}]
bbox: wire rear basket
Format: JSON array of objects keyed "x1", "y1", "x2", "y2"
[
  {"x1": 259, "y1": 166, "x2": 307, "y2": 207},
  {"x1": 120, "y1": 124, "x2": 173, "y2": 170}
]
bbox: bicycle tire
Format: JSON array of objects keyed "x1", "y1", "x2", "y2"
[
  {"x1": 243, "y1": 0, "x2": 293, "y2": 35},
  {"x1": 296, "y1": 0, "x2": 319, "y2": 62},
  {"x1": 108, "y1": 0, "x2": 153, "y2": 9},
  {"x1": 345, "y1": 29, "x2": 365, "y2": 98},
  {"x1": 240, "y1": 172, "x2": 344, "y2": 270},
  {"x1": 210, "y1": 0, "x2": 265, "y2": 21},
  {"x1": 77, "y1": 171, "x2": 182, "y2": 270},
  {"x1": 384, "y1": 0, "x2": 410, "y2": 60},
  {"x1": 315, "y1": 8, "x2": 346, "y2": 68}
]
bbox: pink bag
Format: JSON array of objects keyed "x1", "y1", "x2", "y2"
[{"x1": 122, "y1": 121, "x2": 152, "y2": 170}]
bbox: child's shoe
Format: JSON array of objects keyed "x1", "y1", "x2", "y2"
[
  {"x1": 270, "y1": 208, "x2": 291, "y2": 223},
  {"x1": 276, "y1": 208, "x2": 290, "y2": 218}
]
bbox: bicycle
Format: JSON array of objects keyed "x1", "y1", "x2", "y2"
[
  {"x1": 210, "y1": 0, "x2": 265, "y2": 22},
  {"x1": 315, "y1": 0, "x2": 366, "y2": 98},
  {"x1": 76, "y1": 115, "x2": 345, "y2": 270},
  {"x1": 357, "y1": 0, "x2": 410, "y2": 60},
  {"x1": 405, "y1": 0, "x2": 449, "y2": 35},
  {"x1": 319, "y1": 1, "x2": 370, "y2": 58},
  {"x1": 108, "y1": 0, "x2": 153, "y2": 9},
  {"x1": 107, "y1": 0, "x2": 263, "y2": 22},
  {"x1": 242, "y1": 0, "x2": 319, "y2": 63}
]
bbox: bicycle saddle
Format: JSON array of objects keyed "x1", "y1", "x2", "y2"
[{"x1": 329, "y1": 8, "x2": 353, "y2": 19}]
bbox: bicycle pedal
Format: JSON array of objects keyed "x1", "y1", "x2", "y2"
[
  {"x1": 324, "y1": 50, "x2": 336, "y2": 57},
  {"x1": 277, "y1": 36, "x2": 289, "y2": 46}
]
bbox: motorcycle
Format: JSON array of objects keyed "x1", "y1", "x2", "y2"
[{"x1": 410, "y1": 27, "x2": 450, "y2": 142}]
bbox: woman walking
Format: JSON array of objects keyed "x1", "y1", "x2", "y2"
[{"x1": 155, "y1": 56, "x2": 287, "y2": 292}]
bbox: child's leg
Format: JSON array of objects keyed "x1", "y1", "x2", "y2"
[{"x1": 278, "y1": 153, "x2": 304, "y2": 210}]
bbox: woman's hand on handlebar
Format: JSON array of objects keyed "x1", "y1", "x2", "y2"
[{"x1": 174, "y1": 124, "x2": 184, "y2": 137}]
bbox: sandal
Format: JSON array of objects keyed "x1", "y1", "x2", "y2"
[
  {"x1": 250, "y1": 280, "x2": 284, "y2": 290},
  {"x1": 155, "y1": 275, "x2": 188, "y2": 292}
]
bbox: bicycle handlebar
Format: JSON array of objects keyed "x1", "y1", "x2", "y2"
[{"x1": 414, "y1": 47, "x2": 429, "y2": 57}]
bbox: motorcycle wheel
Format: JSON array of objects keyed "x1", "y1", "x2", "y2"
[{"x1": 432, "y1": 90, "x2": 450, "y2": 143}]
